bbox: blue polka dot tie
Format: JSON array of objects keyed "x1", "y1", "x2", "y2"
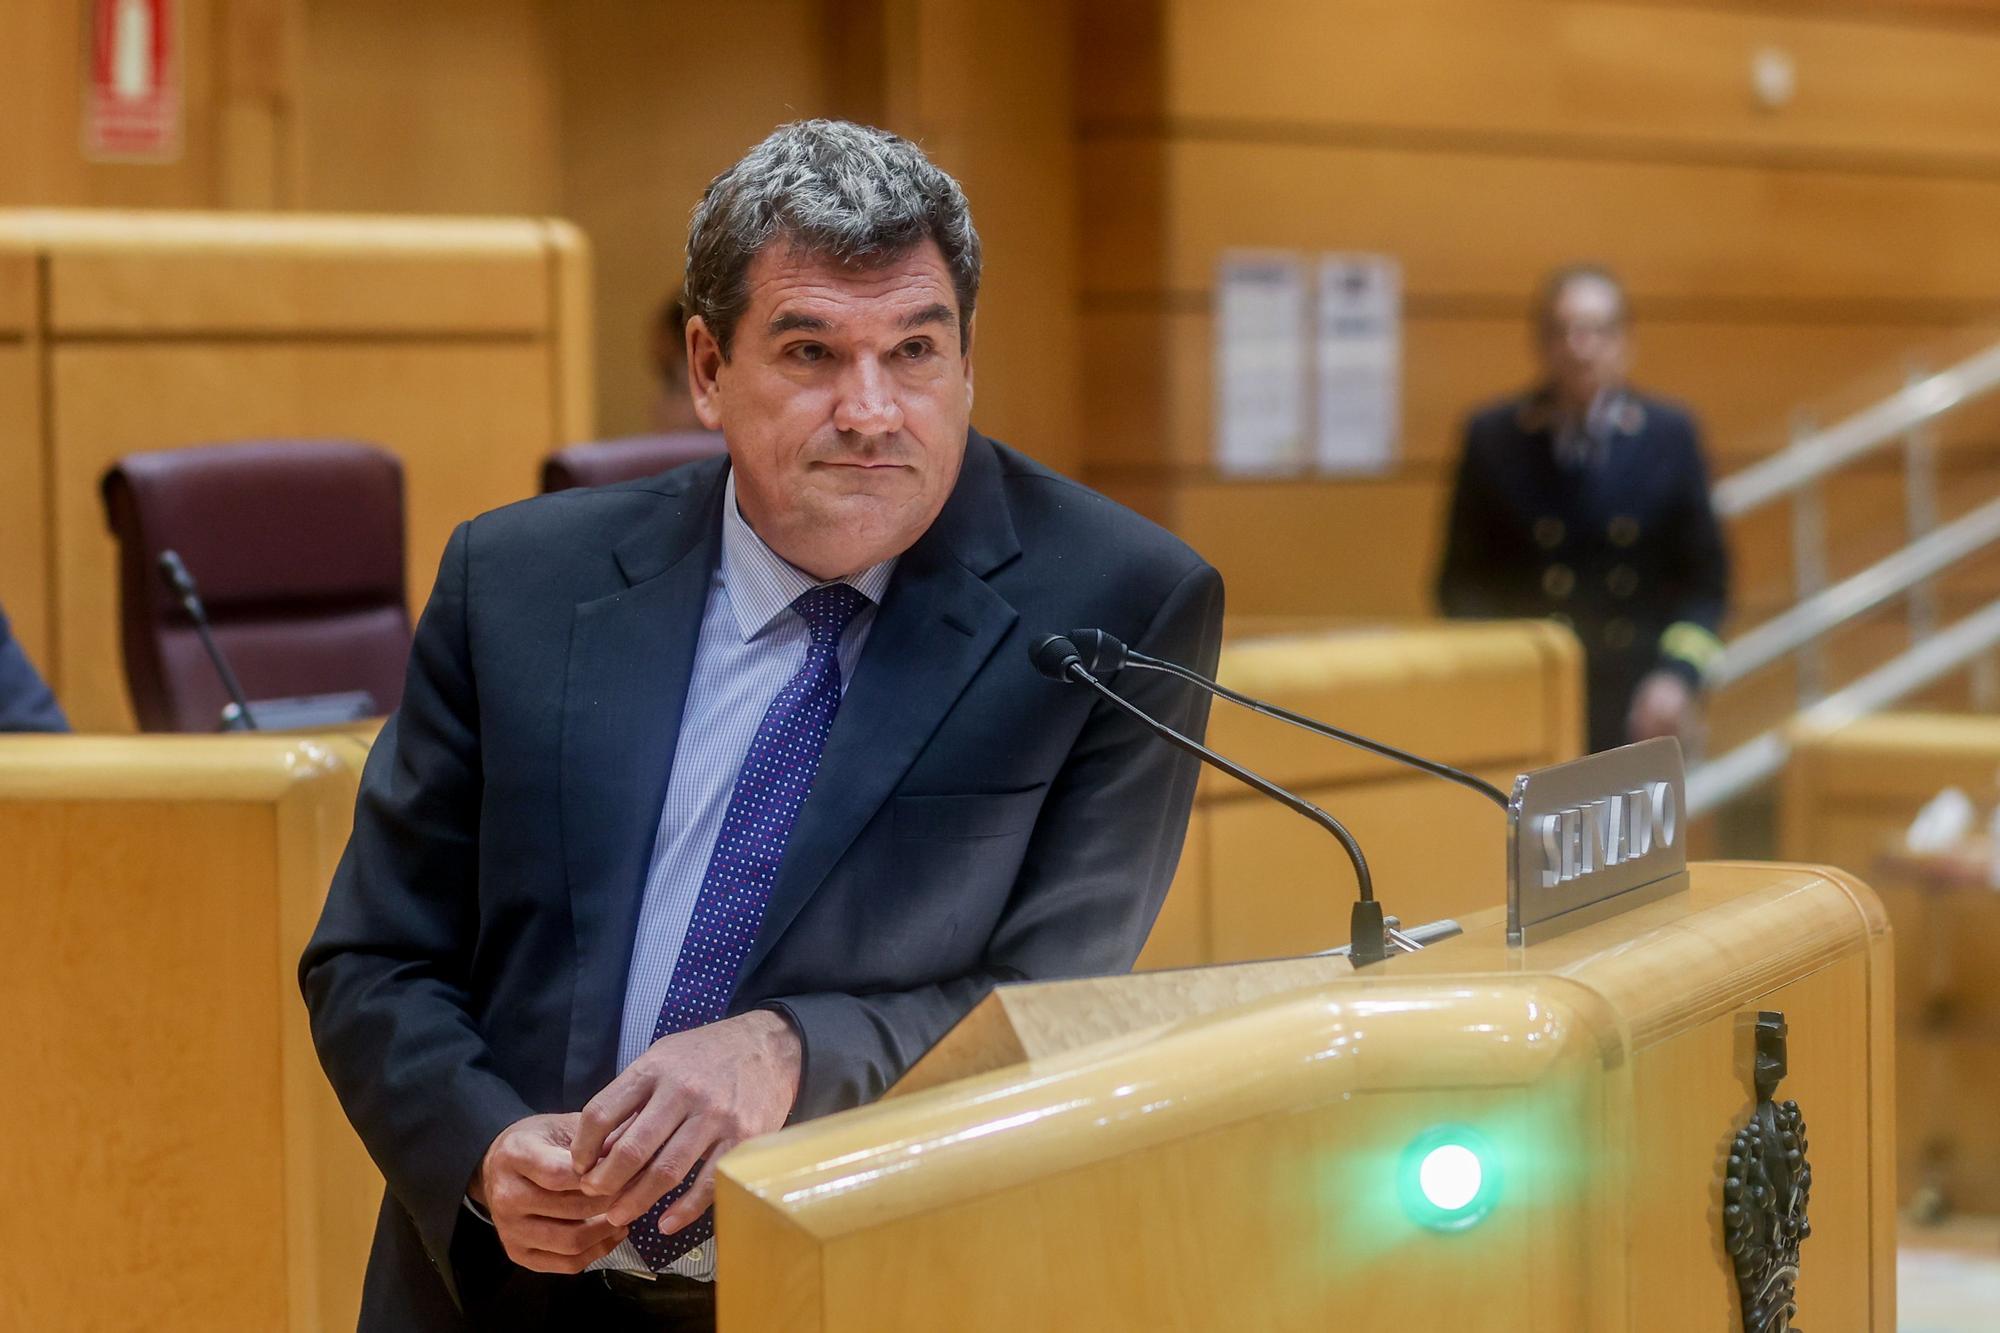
[{"x1": 628, "y1": 582, "x2": 870, "y2": 1271}]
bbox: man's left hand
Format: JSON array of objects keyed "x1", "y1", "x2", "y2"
[
  {"x1": 1627, "y1": 670, "x2": 1695, "y2": 743},
  {"x1": 570, "y1": 1009, "x2": 802, "y2": 1234}
]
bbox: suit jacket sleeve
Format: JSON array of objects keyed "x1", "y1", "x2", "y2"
[
  {"x1": 0, "y1": 606, "x2": 69, "y2": 733},
  {"x1": 761, "y1": 559, "x2": 1225, "y2": 1119},
  {"x1": 299, "y1": 523, "x2": 535, "y2": 1285}
]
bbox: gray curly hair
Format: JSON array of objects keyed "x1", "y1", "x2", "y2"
[{"x1": 684, "y1": 119, "x2": 982, "y2": 358}]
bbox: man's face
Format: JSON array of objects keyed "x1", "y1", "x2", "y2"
[
  {"x1": 1538, "y1": 276, "x2": 1628, "y2": 407},
  {"x1": 688, "y1": 238, "x2": 974, "y2": 581}
]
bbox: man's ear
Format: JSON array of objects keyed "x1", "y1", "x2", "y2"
[
  {"x1": 961, "y1": 313, "x2": 975, "y2": 409},
  {"x1": 687, "y1": 315, "x2": 726, "y2": 432}
]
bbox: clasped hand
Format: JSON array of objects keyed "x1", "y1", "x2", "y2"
[{"x1": 471, "y1": 1010, "x2": 802, "y2": 1273}]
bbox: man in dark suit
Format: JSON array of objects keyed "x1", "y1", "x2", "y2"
[
  {"x1": 301, "y1": 120, "x2": 1222, "y2": 1331},
  {"x1": 1436, "y1": 264, "x2": 1728, "y2": 754},
  {"x1": 0, "y1": 603, "x2": 68, "y2": 732}
]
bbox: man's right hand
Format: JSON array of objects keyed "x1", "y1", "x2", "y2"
[{"x1": 472, "y1": 1112, "x2": 629, "y2": 1273}]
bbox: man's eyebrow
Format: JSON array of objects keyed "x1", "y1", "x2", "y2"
[
  {"x1": 899, "y1": 303, "x2": 956, "y2": 332},
  {"x1": 768, "y1": 311, "x2": 832, "y2": 335}
]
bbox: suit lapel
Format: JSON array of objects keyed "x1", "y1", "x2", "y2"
[
  {"x1": 560, "y1": 463, "x2": 726, "y2": 1104},
  {"x1": 737, "y1": 433, "x2": 1021, "y2": 983}
]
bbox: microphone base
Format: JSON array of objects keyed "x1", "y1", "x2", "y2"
[{"x1": 1348, "y1": 900, "x2": 1390, "y2": 968}]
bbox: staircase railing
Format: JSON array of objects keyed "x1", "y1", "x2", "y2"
[{"x1": 1688, "y1": 341, "x2": 2000, "y2": 816}]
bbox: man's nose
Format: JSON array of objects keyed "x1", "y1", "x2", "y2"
[{"x1": 832, "y1": 357, "x2": 904, "y2": 437}]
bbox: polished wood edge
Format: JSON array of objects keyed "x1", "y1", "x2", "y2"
[
  {"x1": 1546, "y1": 862, "x2": 1885, "y2": 1048},
  {"x1": 0, "y1": 734, "x2": 358, "y2": 800},
  {"x1": 1214, "y1": 619, "x2": 1566, "y2": 696},
  {"x1": 1788, "y1": 709, "x2": 2000, "y2": 758},
  {"x1": 722, "y1": 977, "x2": 1611, "y2": 1240},
  {"x1": 0, "y1": 208, "x2": 562, "y2": 256},
  {"x1": 724, "y1": 865, "x2": 1888, "y2": 1241}
]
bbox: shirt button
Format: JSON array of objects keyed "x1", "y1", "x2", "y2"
[
  {"x1": 1542, "y1": 564, "x2": 1576, "y2": 599},
  {"x1": 1533, "y1": 517, "x2": 1565, "y2": 550},
  {"x1": 1609, "y1": 516, "x2": 1640, "y2": 547}
]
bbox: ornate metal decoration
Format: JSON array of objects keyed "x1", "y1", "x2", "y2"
[{"x1": 1724, "y1": 1010, "x2": 1813, "y2": 1332}]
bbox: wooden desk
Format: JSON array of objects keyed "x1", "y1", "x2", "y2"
[{"x1": 0, "y1": 734, "x2": 379, "y2": 1333}]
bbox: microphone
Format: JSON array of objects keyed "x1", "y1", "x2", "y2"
[
  {"x1": 1032, "y1": 634, "x2": 1391, "y2": 966},
  {"x1": 158, "y1": 549, "x2": 260, "y2": 731},
  {"x1": 1061, "y1": 628, "x2": 1509, "y2": 811}
]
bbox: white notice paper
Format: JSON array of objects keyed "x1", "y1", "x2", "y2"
[
  {"x1": 1315, "y1": 254, "x2": 1401, "y2": 474},
  {"x1": 1214, "y1": 253, "x2": 1309, "y2": 477}
]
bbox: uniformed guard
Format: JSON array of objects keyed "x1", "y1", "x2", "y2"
[{"x1": 1436, "y1": 264, "x2": 1729, "y2": 754}]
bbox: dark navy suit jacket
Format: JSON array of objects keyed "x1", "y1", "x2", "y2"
[
  {"x1": 300, "y1": 433, "x2": 1224, "y2": 1329},
  {"x1": 0, "y1": 606, "x2": 68, "y2": 733}
]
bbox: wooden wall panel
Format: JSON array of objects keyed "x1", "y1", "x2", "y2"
[
  {"x1": 1092, "y1": 308, "x2": 2000, "y2": 478},
  {"x1": 0, "y1": 0, "x2": 225, "y2": 210},
  {"x1": 40, "y1": 221, "x2": 554, "y2": 334},
  {"x1": 1176, "y1": 478, "x2": 1445, "y2": 619},
  {"x1": 300, "y1": 0, "x2": 560, "y2": 217},
  {"x1": 1082, "y1": 138, "x2": 2000, "y2": 305},
  {"x1": 880, "y1": 0, "x2": 1084, "y2": 476},
  {"x1": 49, "y1": 340, "x2": 556, "y2": 731},
  {"x1": 551, "y1": 0, "x2": 835, "y2": 439},
  {"x1": 1095, "y1": 0, "x2": 2000, "y2": 172}
]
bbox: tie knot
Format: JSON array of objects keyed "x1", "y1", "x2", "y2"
[{"x1": 793, "y1": 583, "x2": 870, "y2": 646}]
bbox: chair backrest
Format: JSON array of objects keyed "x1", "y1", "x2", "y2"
[
  {"x1": 100, "y1": 440, "x2": 411, "y2": 732},
  {"x1": 539, "y1": 431, "x2": 727, "y2": 493}
]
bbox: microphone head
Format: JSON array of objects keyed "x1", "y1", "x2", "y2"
[
  {"x1": 1067, "y1": 628, "x2": 1129, "y2": 675},
  {"x1": 1030, "y1": 634, "x2": 1085, "y2": 682},
  {"x1": 157, "y1": 549, "x2": 196, "y2": 598}
]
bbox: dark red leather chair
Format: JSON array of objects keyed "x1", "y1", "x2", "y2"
[
  {"x1": 539, "y1": 431, "x2": 727, "y2": 493},
  {"x1": 100, "y1": 440, "x2": 412, "y2": 732}
]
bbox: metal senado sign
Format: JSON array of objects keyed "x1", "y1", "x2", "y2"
[
  {"x1": 1507, "y1": 737, "x2": 1689, "y2": 944},
  {"x1": 1532, "y1": 779, "x2": 1679, "y2": 887}
]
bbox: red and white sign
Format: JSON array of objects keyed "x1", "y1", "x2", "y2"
[{"x1": 84, "y1": 0, "x2": 180, "y2": 162}]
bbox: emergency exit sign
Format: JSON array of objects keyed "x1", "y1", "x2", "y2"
[{"x1": 84, "y1": 0, "x2": 180, "y2": 162}]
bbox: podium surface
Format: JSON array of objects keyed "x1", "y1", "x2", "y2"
[{"x1": 717, "y1": 861, "x2": 1892, "y2": 1331}]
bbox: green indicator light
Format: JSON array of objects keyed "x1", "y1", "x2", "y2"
[{"x1": 1398, "y1": 1126, "x2": 1501, "y2": 1231}]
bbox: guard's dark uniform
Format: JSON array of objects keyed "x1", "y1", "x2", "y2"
[{"x1": 1436, "y1": 387, "x2": 1728, "y2": 753}]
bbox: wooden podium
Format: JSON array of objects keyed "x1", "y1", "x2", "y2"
[{"x1": 716, "y1": 860, "x2": 1893, "y2": 1331}]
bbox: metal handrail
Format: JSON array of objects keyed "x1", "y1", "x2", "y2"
[
  {"x1": 1712, "y1": 340, "x2": 2000, "y2": 519},
  {"x1": 1705, "y1": 495, "x2": 2000, "y2": 691},
  {"x1": 1688, "y1": 597, "x2": 2000, "y2": 816}
]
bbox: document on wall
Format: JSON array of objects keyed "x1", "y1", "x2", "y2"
[
  {"x1": 1315, "y1": 254, "x2": 1401, "y2": 474},
  {"x1": 1214, "y1": 253, "x2": 1310, "y2": 477}
]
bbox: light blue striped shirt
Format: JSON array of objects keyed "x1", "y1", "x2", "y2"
[{"x1": 592, "y1": 471, "x2": 897, "y2": 1279}]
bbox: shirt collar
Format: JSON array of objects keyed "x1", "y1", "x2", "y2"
[{"x1": 720, "y1": 469, "x2": 898, "y2": 642}]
